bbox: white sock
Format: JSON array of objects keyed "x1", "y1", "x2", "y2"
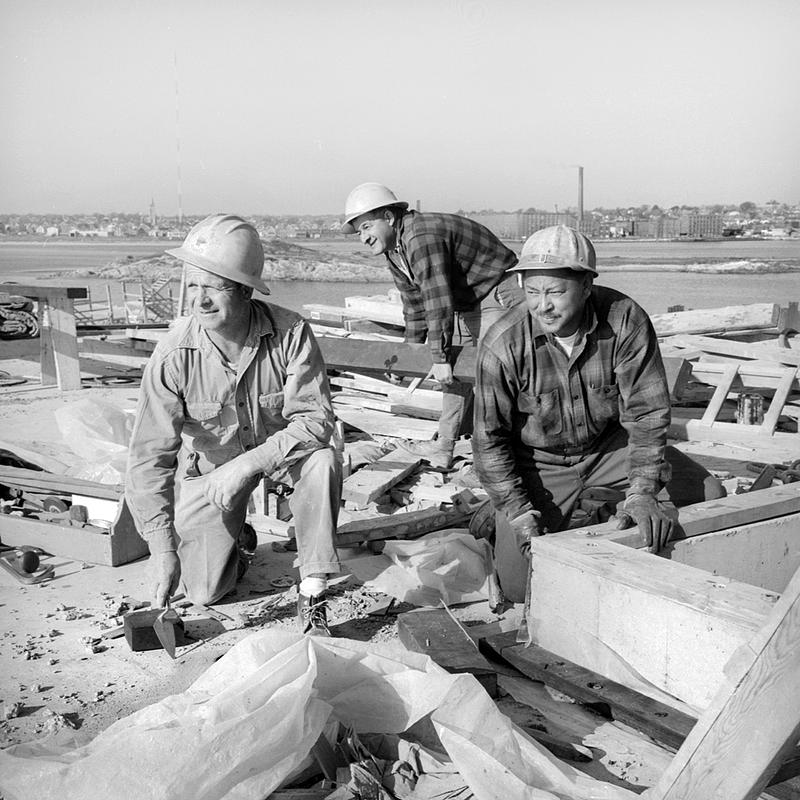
[{"x1": 299, "y1": 576, "x2": 327, "y2": 597}]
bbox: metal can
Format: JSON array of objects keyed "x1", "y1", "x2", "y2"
[{"x1": 736, "y1": 393, "x2": 764, "y2": 425}]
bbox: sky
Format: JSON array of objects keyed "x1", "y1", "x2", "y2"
[{"x1": 2, "y1": 0, "x2": 798, "y2": 216}]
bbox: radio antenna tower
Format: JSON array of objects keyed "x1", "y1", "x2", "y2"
[{"x1": 174, "y1": 51, "x2": 183, "y2": 226}]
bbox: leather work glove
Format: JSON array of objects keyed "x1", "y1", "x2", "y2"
[
  {"x1": 508, "y1": 510, "x2": 543, "y2": 556},
  {"x1": 614, "y1": 493, "x2": 674, "y2": 554},
  {"x1": 425, "y1": 362, "x2": 454, "y2": 387}
]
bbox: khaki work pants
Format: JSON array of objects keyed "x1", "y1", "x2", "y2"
[{"x1": 174, "y1": 446, "x2": 342, "y2": 605}]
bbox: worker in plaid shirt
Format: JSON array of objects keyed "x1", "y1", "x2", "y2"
[
  {"x1": 472, "y1": 226, "x2": 725, "y2": 602},
  {"x1": 341, "y1": 182, "x2": 522, "y2": 468}
]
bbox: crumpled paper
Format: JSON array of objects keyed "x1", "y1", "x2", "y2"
[
  {"x1": 347, "y1": 529, "x2": 494, "y2": 606},
  {"x1": 0, "y1": 631, "x2": 636, "y2": 800}
]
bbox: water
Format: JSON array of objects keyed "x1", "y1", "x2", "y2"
[{"x1": 1, "y1": 238, "x2": 798, "y2": 316}]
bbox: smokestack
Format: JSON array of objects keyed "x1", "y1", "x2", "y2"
[
  {"x1": 415, "y1": 199, "x2": 421, "y2": 212},
  {"x1": 577, "y1": 166, "x2": 584, "y2": 227}
]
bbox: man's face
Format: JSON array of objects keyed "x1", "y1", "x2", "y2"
[
  {"x1": 185, "y1": 266, "x2": 250, "y2": 335},
  {"x1": 522, "y1": 269, "x2": 591, "y2": 337},
  {"x1": 354, "y1": 210, "x2": 396, "y2": 255}
]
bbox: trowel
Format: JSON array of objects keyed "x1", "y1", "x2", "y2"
[{"x1": 153, "y1": 602, "x2": 179, "y2": 659}]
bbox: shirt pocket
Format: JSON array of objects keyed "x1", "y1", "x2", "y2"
[
  {"x1": 517, "y1": 388, "x2": 563, "y2": 439},
  {"x1": 586, "y1": 383, "x2": 620, "y2": 428},
  {"x1": 258, "y1": 392, "x2": 285, "y2": 426},
  {"x1": 186, "y1": 401, "x2": 223, "y2": 428}
]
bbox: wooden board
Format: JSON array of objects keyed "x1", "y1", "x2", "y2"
[
  {"x1": 334, "y1": 504, "x2": 473, "y2": 547},
  {"x1": 662, "y1": 334, "x2": 800, "y2": 367},
  {"x1": 688, "y1": 360, "x2": 800, "y2": 393},
  {"x1": 0, "y1": 283, "x2": 87, "y2": 300},
  {"x1": 525, "y1": 533, "x2": 777, "y2": 710},
  {"x1": 651, "y1": 564, "x2": 800, "y2": 800},
  {"x1": 343, "y1": 295, "x2": 405, "y2": 326},
  {"x1": 333, "y1": 405, "x2": 438, "y2": 440},
  {"x1": 484, "y1": 631, "x2": 696, "y2": 749},
  {"x1": 397, "y1": 608, "x2": 499, "y2": 697},
  {"x1": 341, "y1": 449, "x2": 421, "y2": 508},
  {"x1": 650, "y1": 304, "x2": 780, "y2": 336},
  {"x1": 0, "y1": 465, "x2": 123, "y2": 500},
  {"x1": 670, "y1": 415, "x2": 800, "y2": 447}
]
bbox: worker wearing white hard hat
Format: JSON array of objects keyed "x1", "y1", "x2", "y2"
[
  {"x1": 126, "y1": 214, "x2": 341, "y2": 636},
  {"x1": 341, "y1": 182, "x2": 524, "y2": 469},
  {"x1": 472, "y1": 226, "x2": 725, "y2": 605}
]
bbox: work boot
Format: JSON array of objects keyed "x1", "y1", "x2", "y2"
[
  {"x1": 236, "y1": 523, "x2": 257, "y2": 581},
  {"x1": 397, "y1": 438, "x2": 455, "y2": 470},
  {"x1": 297, "y1": 593, "x2": 331, "y2": 636}
]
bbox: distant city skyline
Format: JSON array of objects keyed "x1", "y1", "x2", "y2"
[{"x1": 2, "y1": 1, "x2": 798, "y2": 216}]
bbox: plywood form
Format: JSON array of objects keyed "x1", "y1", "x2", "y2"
[
  {"x1": 651, "y1": 565, "x2": 800, "y2": 800},
  {"x1": 525, "y1": 533, "x2": 778, "y2": 711}
]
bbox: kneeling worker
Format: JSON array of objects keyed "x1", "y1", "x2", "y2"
[
  {"x1": 341, "y1": 182, "x2": 523, "y2": 469},
  {"x1": 473, "y1": 225, "x2": 724, "y2": 602},
  {"x1": 126, "y1": 214, "x2": 341, "y2": 635}
]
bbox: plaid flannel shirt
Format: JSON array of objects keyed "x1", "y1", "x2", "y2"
[
  {"x1": 385, "y1": 211, "x2": 517, "y2": 363},
  {"x1": 473, "y1": 286, "x2": 671, "y2": 522}
]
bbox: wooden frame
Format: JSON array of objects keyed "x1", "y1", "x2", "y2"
[{"x1": 0, "y1": 283, "x2": 87, "y2": 390}]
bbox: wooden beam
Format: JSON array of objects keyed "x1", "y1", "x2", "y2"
[
  {"x1": 699, "y1": 363, "x2": 739, "y2": 425},
  {"x1": 343, "y1": 295, "x2": 404, "y2": 326},
  {"x1": 524, "y1": 533, "x2": 777, "y2": 710},
  {"x1": 397, "y1": 608, "x2": 499, "y2": 697},
  {"x1": 688, "y1": 359, "x2": 800, "y2": 392},
  {"x1": 333, "y1": 405, "x2": 438, "y2": 440},
  {"x1": 341, "y1": 449, "x2": 421, "y2": 508},
  {"x1": 0, "y1": 465, "x2": 123, "y2": 500},
  {"x1": 651, "y1": 565, "x2": 800, "y2": 800},
  {"x1": 661, "y1": 334, "x2": 800, "y2": 367},
  {"x1": 670, "y1": 416, "x2": 800, "y2": 447},
  {"x1": 334, "y1": 503, "x2": 473, "y2": 547},
  {"x1": 484, "y1": 631, "x2": 696, "y2": 749},
  {"x1": 0, "y1": 283, "x2": 87, "y2": 300},
  {"x1": 650, "y1": 304, "x2": 780, "y2": 337}
]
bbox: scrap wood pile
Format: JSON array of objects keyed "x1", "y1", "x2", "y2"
[{"x1": 657, "y1": 301, "x2": 800, "y2": 453}]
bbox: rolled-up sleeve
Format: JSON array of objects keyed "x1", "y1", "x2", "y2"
[
  {"x1": 125, "y1": 351, "x2": 184, "y2": 552},
  {"x1": 244, "y1": 321, "x2": 335, "y2": 477},
  {"x1": 472, "y1": 342, "x2": 535, "y2": 522}
]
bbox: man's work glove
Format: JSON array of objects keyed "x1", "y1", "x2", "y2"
[
  {"x1": 508, "y1": 510, "x2": 543, "y2": 555},
  {"x1": 425, "y1": 362, "x2": 454, "y2": 387},
  {"x1": 152, "y1": 551, "x2": 181, "y2": 608},
  {"x1": 614, "y1": 493, "x2": 674, "y2": 553}
]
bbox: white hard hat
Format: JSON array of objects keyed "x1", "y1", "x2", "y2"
[
  {"x1": 508, "y1": 225, "x2": 597, "y2": 275},
  {"x1": 166, "y1": 214, "x2": 270, "y2": 294},
  {"x1": 340, "y1": 182, "x2": 408, "y2": 234}
]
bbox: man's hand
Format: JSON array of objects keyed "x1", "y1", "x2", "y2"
[
  {"x1": 425, "y1": 362, "x2": 454, "y2": 387},
  {"x1": 508, "y1": 510, "x2": 542, "y2": 555},
  {"x1": 203, "y1": 457, "x2": 256, "y2": 511},
  {"x1": 614, "y1": 493, "x2": 674, "y2": 553},
  {"x1": 152, "y1": 551, "x2": 180, "y2": 608}
]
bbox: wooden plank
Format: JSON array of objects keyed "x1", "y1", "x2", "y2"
[
  {"x1": 0, "y1": 283, "x2": 87, "y2": 300},
  {"x1": 651, "y1": 565, "x2": 800, "y2": 800},
  {"x1": 343, "y1": 295, "x2": 405, "y2": 326},
  {"x1": 48, "y1": 294, "x2": 82, "y2": 390},
  {"x1": 397, "y1": 608, "x2": 499, "y2": 697},
  {"x1": 688, "y1": 359, "x2": 800, "y2": 392},
  {"x1": 484, "y1": 631, "x2": 695, "y2": 749},
  {"x1": 341, "y1": 449, "x2": 421, "y2": 508},
  {"x1": 666, "y1": 512, "x2": 800, "y2": 594},
  {"x1": 670, "y1": 416, "x2": 800, "y2": 447},
  {"x1": 37, "y1": 299, "x2": 57, "y2": 387},
  {"x1": 699, "y1": 363, "x2": 739, "y2": 425},
  {"x1": 0, "y1": 465, "x2": 123, "y2": 500},
  {"x1": 759, "y1": 368, "x2": 798, "y2": 434},
  {"x1": 524, "y1": 533, "x2": 777, "y2": 710},
  {"x1": 333, "y1": 405, "x2": 438, "y2": 440},
  {"x1": 650, "y1": 304, "x2": 780, "y2": 336},
  {"x1": 334, "y1": 503, "x2": 473, "y2": 547},
  {"x1": 661, "y1": 334, "x2": 800, "y2": 367}
]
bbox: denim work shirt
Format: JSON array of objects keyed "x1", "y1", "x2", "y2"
[
  {"x1": 126, "y1": 300, "x2": 335, "y2": 551},
  {"x1": 473, "y1": 286, "x2": 671, "y2": 522}
]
